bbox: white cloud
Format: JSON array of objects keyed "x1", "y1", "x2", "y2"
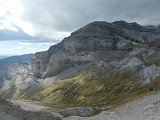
[
  {"x1": 0, "y1": 0, "x2": 70, "y2": 39},
  {"x1": 1, "y1": 0, "x2": 160, "y2": 40},
  {"x1": 0, "y1": 0, "x2": 35, "y2": 35},
  {"x1": 0, "y1": 40, "x2": 55, "y2": 55}
]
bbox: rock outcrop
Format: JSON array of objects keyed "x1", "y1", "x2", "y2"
[{"x1": 59, "y1": 107, "x2": 94, "y2": 117}]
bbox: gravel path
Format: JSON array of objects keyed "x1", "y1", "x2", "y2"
[
  {"x1": 64, "y1": 92, "x2": 160, "y2": 120},
  {"x1": 8, "y1": 99, "x2": 50, "y2": 112}
]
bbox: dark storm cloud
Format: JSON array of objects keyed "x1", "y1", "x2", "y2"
[{"x1": 18, "y1": 0, "x2": 160, "y2": 36}]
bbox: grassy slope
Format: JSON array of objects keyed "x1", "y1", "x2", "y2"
[
  {"x1": 22, "y1": 70, "x2": 151, "y2": 109},
  {"x1": 150, "y1": 76, "x2": 160, "y2": 90}
]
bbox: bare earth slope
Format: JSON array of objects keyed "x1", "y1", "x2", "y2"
[
  {"x1": 64, "y1": 92, "x2": 160, "y2": 120},
  {"x1": 1, "y1": 92, "x2": 160, "y2": 120},
  {"x1": 0, "y1": 97, "x2": 61, "y2": 120}
]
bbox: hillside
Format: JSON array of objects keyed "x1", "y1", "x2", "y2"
[
  {"x1": 0, "y1": 56, "x2": 8, "y2": 59},
  {"x1": 0, "y1": 97, "x2": 60, "y2": 120},
  {"x1": 0, "y1": 54, "x2": 34, "y2": 83},
  {"x1": 64, "y1": 91, "x2": 160, "y2": 120},
  {"x1": 1, "y1": 21, "x2": 160, "y2": 117}
]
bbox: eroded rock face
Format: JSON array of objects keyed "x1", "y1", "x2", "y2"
[
  {"x1": 32, "y1": 51, "x2": 49, "y2": 78},
  {"x1": 118, "y1": 57, "x2": 144, "y2": 70},
  {"x1": 142, "y1": 65, "x2": 160, "y2": 84}
]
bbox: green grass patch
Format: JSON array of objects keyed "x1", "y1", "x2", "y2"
[{"x1": 21, "y1": 70, "x2": 153, "y2": 109}]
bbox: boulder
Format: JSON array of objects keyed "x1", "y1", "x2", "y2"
[{"x1": 59, "y1": 107, "x2": 94, "y2": 117}]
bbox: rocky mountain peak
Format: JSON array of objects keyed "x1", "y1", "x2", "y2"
[
  {"x1": 70, "y1": 21, "x2": 113, "y2": 37},
  {"x1": 113, "y1": 21, "x2": 155, "y2": 33}
]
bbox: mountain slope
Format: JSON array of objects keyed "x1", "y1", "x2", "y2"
[
  {"x1": 64, "y1": 90, "x2": 160, "y2": 120},
  {"x1": 0, "y1": 56, "x2": 8, "y2": 59},
  {"x1": 0, "y1": 54, "x2": 34, "y2": 83},
  {"x1": 0, "y1": 97, "x2": 60, "y2": 120}
]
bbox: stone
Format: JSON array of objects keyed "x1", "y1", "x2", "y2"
[{"x1": 59, "y1": 107, "x2": 94, "y2": 117}]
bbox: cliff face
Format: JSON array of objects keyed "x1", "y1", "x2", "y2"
[{"x1": 1, "y1": 21, "x2": 160, "y2": 103}]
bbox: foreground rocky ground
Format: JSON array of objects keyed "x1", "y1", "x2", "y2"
[
  {"x1": 1, "y1": 92, "x2": 160, "y2": 120},
  {"x1": 0, "y1": 97, "x2": 61, "y2": 120},
  {"x1": 64, "y1": 92, "x2": 160, "y2": 120}
]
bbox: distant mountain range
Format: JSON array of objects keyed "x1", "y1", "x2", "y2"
[
  {"x1": 0, "y1": 56, "x2": 9, "y2": 59},
  {"x1": 0, "y1": 54, "x2": 34, "y2": 67}
]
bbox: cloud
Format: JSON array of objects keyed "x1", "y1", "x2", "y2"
[
  {"x1": 1, "y1": 0, "x2": 160, "y2": 40},
  {"x1": 1, "y1": 0, "x2": 160, "y2": 55},
  {"x1": 17, "y1": 0, "x2": 160, "y2": 37},
  {"x1": 0, "y1": 25, "x2": 32, "y2": 40},
  {"x1": 0, "y1": 40, "x2": 55, "y2": 55}
]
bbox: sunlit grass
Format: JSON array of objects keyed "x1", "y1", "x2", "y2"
[{"x1": 21, "y1": 70, "x2": 155, "y2": 109}]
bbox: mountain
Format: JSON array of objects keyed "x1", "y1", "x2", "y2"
[
  {"x1": 0, "y1": 56, "x2": 8, "y2": 59},
  {"x1": 1, "y1": 21, "x2": 160, "y2": 113},
  {"x1": 0, "y1": 54, "x2": 34, "y2": 67},
  {"x1": 31, "y1": 21, "x2": 160, "y2": 79}
]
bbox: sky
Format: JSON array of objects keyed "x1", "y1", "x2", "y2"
[{"x1": 0, "y1": 0, "x2": 160, "y2": 56}]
